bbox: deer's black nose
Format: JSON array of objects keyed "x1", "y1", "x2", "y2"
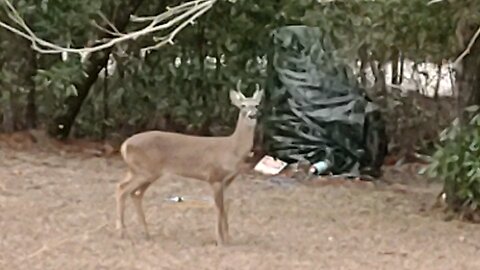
[{"x1": 248, "y1": 111, "x2": 258, "y2": 119}]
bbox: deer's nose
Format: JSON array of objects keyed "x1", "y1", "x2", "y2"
[{"x1": 248, "y1": 111, "x2": 258, "y2": 119}]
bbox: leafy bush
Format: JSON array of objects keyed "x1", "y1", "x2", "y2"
[{"x1": 427, "y1": 106, "x2": 480, "y2": 219}]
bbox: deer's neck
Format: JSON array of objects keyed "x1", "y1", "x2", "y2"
[{"x1": 229, "y1": 114, "x2": 255, "y2": 158}]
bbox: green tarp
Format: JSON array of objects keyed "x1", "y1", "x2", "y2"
[{"x1": 262, "y1": 26, "x2": 387, "y2": 177}]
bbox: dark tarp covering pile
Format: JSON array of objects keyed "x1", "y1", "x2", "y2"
[{"x1": 262, "y1": 26, "x2": 388, "y2": 177}]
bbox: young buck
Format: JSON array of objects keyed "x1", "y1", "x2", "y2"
[{"x1": 116, "y1": 83, "x2": 264, "y2": 245}]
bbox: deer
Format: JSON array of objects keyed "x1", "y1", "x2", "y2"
[{"x1": 115, "y1": 82, "x2": 264, "y2": 245}]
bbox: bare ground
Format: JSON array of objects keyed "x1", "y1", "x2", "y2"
[{"x1": 1, "y1": 142, "x2": 480, "y2": 270}]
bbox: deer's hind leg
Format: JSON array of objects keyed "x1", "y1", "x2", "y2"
[
  {"x1": 116, "y1": 171, "x2": 133, "y2": 235},
  {"x1": 130, "y1": 181, "x2": 153, "y2": 239},
  {"x1": 116, "y1": 170, "x2": 154, "y2": 237}
]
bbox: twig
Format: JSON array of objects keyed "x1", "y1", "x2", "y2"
[
  {"x1": 131, "y1": 0, "x2": 207, "y2": 24},
  {"x1": 386, "y1": 83, "x2": 408, "y2": 92},
  {"x1": 427, "y1": 0, "x2": 444, "y2": 5},
  {"x1": 452, "y1": 25, "x2": 480, "y2": 68},
  {"x1": 23, "y1": 238, "x2": 72, "y2": 260},
  {"x1": 20, "y1": 222, "x2": 107, "y2": 262},
  {"x1": 91, "y1": 11, "x2": 125, "y2": 37},
  {"x1": 97, "y1": 11, "x2": 122, "y2": 35},
  {"x1": 141, "y1": 2, "x2": 212, "y2": 53},
  {"x1": 91, "y1": 20, "x2": 124, "y2": 37}
]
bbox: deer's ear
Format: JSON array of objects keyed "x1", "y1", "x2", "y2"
[{"x1": 229, "y1": 90, "x2": 243, "y2": 107}]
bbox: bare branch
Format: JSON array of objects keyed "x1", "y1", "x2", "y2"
[
  {"x1": 98, "y1": 11, "x2": 122, "y2": 35},
  {"x1": 0, "y1": 0, "x2": 216, "y2": 57},
  {"x1": 140, "y1": 3, "x2": 212, "y2": 53},
  {"x1": 425, "y1": 0, "x2": 480, "y2": 68},
  {"x1": 91, "y1": 20, "x2": 124, "y2": 37},
  {"x1": 90, "y1": 11, "x2": 124, "y2": 37},
  {"x1": 453, "y1": 25, "x2": 480, "y2": 68},
  {"x1": 427, "y1": 0, "x2": 444, "y2": 5},
  {"x1": 131, "y1": 0, "x2": 207, "y2": 24}
]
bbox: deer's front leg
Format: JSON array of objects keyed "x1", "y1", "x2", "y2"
[
  {"x1": 212, "y1": 181, "x2": 228, "y2": 245},
  {"x1": 220, "y1": 172, "x2": 238, "y2": 238}
]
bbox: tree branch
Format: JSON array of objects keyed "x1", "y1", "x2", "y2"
[
  {"x1": 0, "y1": 0, "x2": 216, "y2": 58},
  {"x1": 453, "y1": 25, "x2": 480, "y2": 68}
]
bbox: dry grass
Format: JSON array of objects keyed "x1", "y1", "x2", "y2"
[{"x1": 1, "y1": 142, "x2": 480, "y2": 270}]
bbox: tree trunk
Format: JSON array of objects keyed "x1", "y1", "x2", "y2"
[
  {"x1": 25, "y1": 47, "x2": 37, "y2": 129},
  {"x1": 434, "y1": 62, "x2": 443, "y2": 124},
  {"x1": 456, "y1": 25, "x2": 480, "y2": 119},
  {"x1": 391, "y1": 48, "x2": 400, "y2": 85},
  {"x1": 434, "y1": 62, "x2": 442, "y2": 100},
  {"x1": 358, "y1": 45, "x2": 369, "y2": 88},
  {"x1": 102, "y1": 60, "x2": 109, "y2": 139},
  {"x1": 49, "y1": 0, "x2": 145, "y2": 139},
  {"x1": 370, "y1": 60, "x2": 386, "y2": 97},
  {"x1": 1, "y1": 89, "x2": 14, "y2": 133},
  {"x1": 398, "y1": 52, "x2": 404, "y2": 84}
]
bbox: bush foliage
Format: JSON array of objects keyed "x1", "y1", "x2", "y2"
[{"x1": 427, "y1": 106, "x2": 480, "y2": 218}]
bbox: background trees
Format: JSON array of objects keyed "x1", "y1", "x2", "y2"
[{"x1": 1, "y1": 0, "x2": 477, "y2": 137}]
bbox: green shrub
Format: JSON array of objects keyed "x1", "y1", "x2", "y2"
[{"x1": 427, "y1": 106, "x2": 480, "y2": 219}]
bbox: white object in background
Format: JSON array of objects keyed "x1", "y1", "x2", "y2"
[
  {"x1": 309, "y1": 160, "x2": 331, "y2": 175},
  {"x1": 166, "y1": 196, "x2": 184, "y2": 203},
  {"x1": 254, "y1": 155, "x2": 288, "y2": 175}
]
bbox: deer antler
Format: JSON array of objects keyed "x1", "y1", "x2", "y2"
[{"x1": 236, "y1": 79, "x2": 243, "y2": 92}]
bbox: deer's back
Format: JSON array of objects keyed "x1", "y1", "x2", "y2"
[{"x1": 121, "y1": 131, "x2": 237, "y2": 180}]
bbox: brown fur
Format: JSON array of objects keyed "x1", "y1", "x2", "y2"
[{"x1": 115, "y1": 87, "x2": 263, "y2": 245}]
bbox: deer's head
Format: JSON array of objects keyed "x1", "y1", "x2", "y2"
[{"x1": 229, "y1": 82, "x2": 264, "y2": 127}]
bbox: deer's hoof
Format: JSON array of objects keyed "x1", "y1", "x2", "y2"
[
  {"x1": 116, "y1": 223, "x2": 126, "y2": 238},
  {"x1": 215, "y1": 237, "x2": 229, "y2": 246}
]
